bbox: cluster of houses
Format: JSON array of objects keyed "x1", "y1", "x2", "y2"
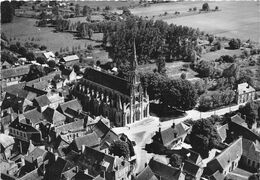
[
  {"x1": 136, "y1": 113, "x2": 260, "y2": 180},
  {"x1": 0, "y1": 69, "x2": 137, "y2": 180}
]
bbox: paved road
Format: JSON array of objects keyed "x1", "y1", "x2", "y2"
[{"x1": 112, "y1": 101, "x2": 255, "y2": 174}]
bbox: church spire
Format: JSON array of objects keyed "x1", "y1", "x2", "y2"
[{"x1": 133, "y1": 38, "x2": 138, "y2": 71}]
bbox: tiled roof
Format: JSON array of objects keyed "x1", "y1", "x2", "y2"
[
  {"x1": 9, "y1": 117, "x2": 39, "y2": 133},
  {"x1": 42, "y1": 107, "x2": 66, "y2": 124},
  {"x1": 55, "y1": 119, "x2": 84, "y2": 135},
  {"x1": 92, "y1": 119, "x2": 110, "y2": 139},
  {"x1": 237, "y1": 82, "x2": 255, "y2": 95},
  {"x1": 22, "y1": 108, "x2": 44, "y2": 125},
  {"x1": 207, "y1": 137, "x2": 243, "y2": 172},
  {"x1": 24, "y1": 147, "x2": 46, "y2": 163},
  {"x1": 58, "y1": 99, "x2": 82, "y2": 114},
  {"x1": 1, "y1": 113, "x2": 18, "y2": 127},
  {"x1": 61, "y1": 55, "x2": 79, "y2": 62},
  {"x1": 209, "y1": 170, "x2": 225, "y2": 180},
  {"x1": 231, "y1": 114, "x2": 246, "y2": 126},
  {"x1": 136, "y1": 166, "x2": 158, "y2": 180},
  {"x1": 43, "y1": 51, "x2": 55, "y2": 59},
  {"x1": 1, "y1": 65, "x2": 30, "y2": 79},
  {"x1": 182, "y1": 160, "x2": 202, "y2": 177},
  {"x1": 181, "y1": 148, "x2": 202, "y2": 165},
  {"x1": 160, "y1": 123, "x2": 187, "y2": 146},
  {"x1": 0, "y1": 134, "x2": 14, "y2": 148},
  {"x1": 84, "y1": 68, "x2": 132, "y2": 96},
  {"x1": 149, "y1": 159, "x2": 182, "y2": 180},
  {"x1": 242, "y1": 138, "x2": 260, "y2": 162},
  {"x1": 73, "y1": 132, "x2": 100, "y2": 150},
  {"x1": 34, "y1": 95, "x2": 51, "y2": 107},
  {"x1": 24, "y1": 85, "x2": 47, "y2": 96}
]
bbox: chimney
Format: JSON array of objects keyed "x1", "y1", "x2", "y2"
[{"x1": 172, "y1": 123, "x2": 175, "y2": 129}]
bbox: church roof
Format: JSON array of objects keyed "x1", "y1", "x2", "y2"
[{"x1": 84, "y1": 68, "x2": 132, "y2": 96}]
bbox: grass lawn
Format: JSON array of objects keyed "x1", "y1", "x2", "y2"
[
  {"x1": 76, "y1": 1, "x2": 139, "y2": 9},
  {"x1": 138, "y1": 61, "x2": 198, "y2": 80},
  {"x1": 132, "y1": 1, "x2": 260, "y2": 42},
  {"x1": 1, "y1": 17, "x2": 102, "y2": 53},
  {"x1": 201, "y1": 48, "x2": 242, "y2": 61}
]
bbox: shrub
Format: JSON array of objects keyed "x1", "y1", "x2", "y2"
[
  {"x1": 87, "y1": 44, "x2": 93, "y2": 50},
  {"x1": 202, "y1": 3, "x2": 210, "y2": 11},
  {"x1": 229, "y1": 38, "x2": 241, "y2": 49}
]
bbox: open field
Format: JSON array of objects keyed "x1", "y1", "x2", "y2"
[
  {"x1": 132, "y1": 1, "x2": 260, "y2": 42},
  {"x1": 76, "y1": 1, "x2": 138, "y2": 9},
  {"x1": 1, "y1": 17, "x2": 102, "y2": 53}
]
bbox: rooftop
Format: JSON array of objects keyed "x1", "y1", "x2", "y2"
[{"x1": 237, "y1": 82, "x2": 255, "y2": 95}]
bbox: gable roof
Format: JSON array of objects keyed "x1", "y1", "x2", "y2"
[
  {"x1": 55, "y1": 119, "x2": 84, "y2": 135},
  {"x1": 42, "y1": 107, "x2": 66, "y2": 124},
  {"x1": 160, "y1": 123, "x2": 187, "y2": 146},
  {"x1": 46, "y1": 157, "x2": 75, "y2": 178},
  {"x1": 62, "y1": 68, "x2": 74, "y2": 76},
  {"x1": 22, "y1": 108, "x2": 44, "y2": 125},
  {"x1": 84, "y1": 68, "x2": 133, "y2": 96},
  {"x1": 242, "y1": 138, "x2": 260, "y2": 162},
  {"x1": 136, "y1": 166, "x2": 158, "y2": 180},
  {"x1": 217, "y1": 123, "x2": 229, "y2": 142},
  {"x1": 9, "y1": 117, "x2": 39, "y2": 133},
  {"x1": 207, "y1": 137, "x2": 243, "y2": 173},
  {"x1": 1, "y1": 65, "x2": 30, "y2": 79},
  {"x1": 58, "y1": 99, "x2": 82, "y2": 114},
  {"x1": 43, "y1": 51, "x2": 55, "y2": 59},
  {"x1": 61, "y1": 55, "x2": 79, "y2": 62},
  {"x1": 181, "y1": 148, "x2": 202, "y2": 165},
  {"x1": 34, "y1": 94, "x2": 51, "y2": 107},
  {"x1": 182, "y1": 160, "x2": 202, "y2": 177},
  {"x1": 24, "y1": 85, "x2": 47, "y2": 96},
  {"x1": 24, "y1": 147, "x2": 46, "y2": 163},
  {"x1": 92, "y1": 119, "x2": 110, "y2": 139},
  {"x1": 73, "y1": 132, "x2": 100, "y2": 151},
  {"x1": 231, "y1": 114, "x2": 246, "y2": 127},
  {"x1": 148, "y1": 159, "x2": 182, "y2": 180},
  {"x1": 0, "y1": 134, "x2": 14, "y2": 148}
]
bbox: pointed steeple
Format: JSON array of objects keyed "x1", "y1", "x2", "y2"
[{"x1": 133, "y1": 38, "x2": 138, "y2": 71}]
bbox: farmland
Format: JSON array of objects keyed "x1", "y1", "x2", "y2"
[{"x1": 132, "y1": 1, "x2": 260, "y2": 42}]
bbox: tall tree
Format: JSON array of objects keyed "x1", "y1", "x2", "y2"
[
  {"x1": 75, "y1": 4, "x2": 80, "y2": 17},
  {"x1": 190, "y1": 118, "x2": 221, "y2": 158},
  {"x1": 1, "y1": 1, "x2": 14, "y2": 23},
  {"x1": 109, "y1": 140, "x2": 130, "y2": 159}
]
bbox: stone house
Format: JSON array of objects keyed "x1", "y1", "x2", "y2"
[{"x1": 237, "y1": 82, "x2": 256, "y2": 104}]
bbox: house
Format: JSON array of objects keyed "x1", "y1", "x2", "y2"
[
  {"x1": 44, "y1": 156, "x2": 76, "y2": 180},
  {"x1": 9, "y1": 116, "x2": 42, "y2": 144},
  {"x1": 76, "y1": 145, "x2": 132, "y2": 180},
  {"x1": 51, "y1": 74, "x2": 64, "y2": 89},
  {"x1": 22, "y1": 108, "x2": 44, "y2": 127},
  {"x1": 57, "y1": 99, "x2": 82, "y2": 115},
  {"x1": 237, "y1": 82, "x2": 256, "y2": 104},
  {"x1": 47, "y1": 92, "x2": 65, "y2": 109},
  {"x1": 42, "y1": 107, "x2": 66, "y2": 127},
  {"x1": 0, "y1": 134, "x2": 14, "y2": 161},
  {"x1": 0, "y1": 113, "x2": 18, "y2": 134},
  {"x1": 60, "y1": 55, "x2": 79, "y2": 66},
  {"x1": 67, "y1": 131, "x2": 100, "y2": 153},
  {"x1": 62, "y1": 68, "x2": 77, "y2": 83},
  {"x1": 32, "y1": 94, "x2": 51, "y2": 112},
  {"x1": 180, "y1": 148, "x2": 202, "y2": 165},
  {"x1": 136, "y1": 158, "x2": 185, "y2": 180},
  {"x1": 43, "y1": 51, "x2": 55, "y2": 61},
  {"x1": 152, "y1": 123, "x2": 189, "y2": 149},
  {"x1": 2, "y1": 61, "x2": 12, "y2": 69},
  {"x1": 206, "y1": 137, "x2": 243, "y2": 178},
  {"x1": 182, "y1": 160, "x2": 204, "y2": 180},
  {"x1": 239, "y1": 138, "x2": 260, "y2": 173},
  {"x1": 23, "y1": 147, "x2": 47, "y2": 172},
  {"x1": 0, "y1": 65, "x2": 30, "y2": 87}
]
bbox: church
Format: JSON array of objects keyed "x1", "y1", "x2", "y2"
[{"x1": 72, "y1": 44, "x2": 150, "y2": 127}]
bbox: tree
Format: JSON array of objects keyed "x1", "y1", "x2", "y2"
[
  {"x1": 39, "y1": 45, "x2": 47, "y2": 50},
  {"x1": 239, "y1": 101, "x2": 257, "y2": 129},
  {"x1": 190, "y1": 118, "x2": 221, "y2": 158},
  {"x1": 196, "y1": 60, "x2": 214, "y2": 78},
  {"x1": 19, "y1": 46, "x2": 28, "y2": 57},
  {"x1": 156, "y1": 56, "x2": 166, "y2": 76},
  {"x1": 161, "y1": 79, "x2": 198, "y2": 111},
  {"x1": 202, "y1": 3, "x2": 210, "y2": 11},
  {"x1": 75, "y1": 4, "x2": 80, "y2": 16},
  {"x1": 47, "y1": 60, "x2": 56, "y2": 68},
  {"x1": 229, "y1": 38, "x2": 241, "y2": 49},
  {"x1": 52, "y1": 6, "x2": 59, "y2": 15},
  {"x1": 248, "y1": 174, "x2": 260, "y2": 180},
  {"x1": 169, "y1": 154, "x2": 182, "y2": 168},
  {"x1": 215, "y1": 6, "x2": 219, "y2": 10},
  {"x1": 88, "y1": 28, "x2": 93, "y2": 40},
  {"x1": 73, "y1": 64, "x2": 80, "y2": 73},
  {"x1": 122, "y1": 7, "x2": 131, "y2": 16},
  {"x1": 1, "y1": 1, "x2": 14, "y2": 23},
  {"x1": 55, "y1": 51, "x2": 59, "y2": 57},
  {"x1": 10, "y1": 44, "x2": 19, "y2": 52},
  {"x1": 83, "y1": 5, "x2": 91, "y2": 17},
  {"x1": 180, "y1": 73, "x2": 186, "y2": 80},
  {"x1": 26, "y1": 52, "x2": 35, "y2": 61},
  {"x1": 96, "y1": 6, "x2": 100, "y2": 11},
  {"x1": 109, "y1": 140, "x2": 130, "y2": 159},
  {"x1": 208, "y1": 36, "x2": 214, "y2": 44},
  {"x1": 36, "y1": 57, "x2": 47, "y2": 64}
]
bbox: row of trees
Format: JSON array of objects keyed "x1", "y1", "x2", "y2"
[{"x1": 140, "y1": 72, "x2": 198, "y2": 111}]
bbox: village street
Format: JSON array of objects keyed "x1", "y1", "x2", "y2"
[{"x1": 113, "y1": 100, "x2": 254, "y2": 174}]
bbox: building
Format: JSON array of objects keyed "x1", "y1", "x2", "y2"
[
  {"x1": 0, "y1": 65, "x2": 30, "y2": 87},
  {"x1": 61, "y1": 68, "x2": 77, "y2": 83},
  {"x1": 152, "y1": 123, "x2": 189, "y2": 149},
  {"x1": 136, "y1": 158, "x2": 185, "y2": 180},
  {"x1": 73, "y1": 45, "x2": 149, "y2": 127},
  {"x1": 32, "y1": 94, "x2": 51, "y2": 112},
  {"x1": 0, "y1": 134, "x2": 14, "y2": 161},
  {"x1": 42, "y1": 107, "x2": 66, "y2": 127},
  {"x1": 206, "y1": 137, "x2": 243, "y2": 179},
  {"x1": 43, "y1": 51, "x2": 55, "y2": 61},
  {"x1": 239, "y1": 138, "x2": 260, "y2": 173},
  {"x1": 60, "y1": 55, "x2": 79, "y2": 66},
  {"x1": 237, "y1": 82, "x2": 256, "y2": 104}
]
